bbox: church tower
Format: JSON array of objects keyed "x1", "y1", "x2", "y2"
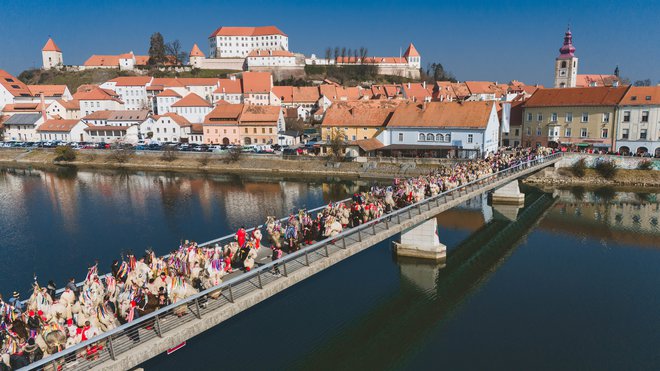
[
  {"x1": 42, "y1": 38, "x2": 63, "y2": 70},
  {"x1": 554, "y1": 28, "x2": 578, "y2": 88},
  {"x1": 189, "y1": 43, "x2": 206, "y2": 69}
]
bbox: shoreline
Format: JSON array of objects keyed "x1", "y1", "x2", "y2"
[{"x1": 524, "y1": 167, "x2": 660, "y2": 189}]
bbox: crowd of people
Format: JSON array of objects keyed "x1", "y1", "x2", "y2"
[{"x1": 0, "y1": 147, "x2": 555, "y2": 369}]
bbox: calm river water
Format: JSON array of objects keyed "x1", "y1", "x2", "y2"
[{"x1": 1, "y1": 166, "x2": 659, "y2": 370}]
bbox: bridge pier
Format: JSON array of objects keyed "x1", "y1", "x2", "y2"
[
  {"x1": 492, "y1": 180, "x2": 525, "y2": 205},
  {"x1": 393, "y1": 218, "x2": 447, "y2": 261}
]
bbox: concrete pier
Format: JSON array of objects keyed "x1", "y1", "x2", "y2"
[
  {"x1": 393, "y1": 218, "x2": 447, "y2": 261},
  {"x1": 492, "y1": 180, "x2": 525, "y2": 205}
]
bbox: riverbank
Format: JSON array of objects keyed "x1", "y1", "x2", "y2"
[
  {"x1": 524, "y1": 166, "x2": 660, "y2": 188},
  {"x1": 0, "y1": 148, "x2": 447, "y2": 179}
]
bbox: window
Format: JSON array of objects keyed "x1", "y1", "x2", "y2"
[
  {"x1": 622, "y1": 129, "x2": 629, "y2": 139},
  {"x1": 536, "y1": 127, "x2": 542, "y2": 136},
  {"x1": 352, "y1": 135, "x2": 356, "y2": 140},
  {"x1": 514, "y1": 128, "x2": 520, "y2": 136},
  {"x1": 581, "y1": 113, "x2": 589, "y2": 122},
  {"x1": 565, "y1": 128, "x2": 571, "y2": 137},
  {"x1": 527, "y1": 113, "x2": 532, "y2": 121},
  {"x1": 580, "y1": 128, "x2": 587, "y2": 137},
  {"x1": 526, "y1": 127, "x2": 531, "y2": 135},
  {"x1": 537, "y1": 113, "x2": 543, "y2": 121},
  {"x1": 398, "y1": 133, "x2": 404, "y2": 142},
  {"x1": 551, "y1": 113, "x2": 558, "y2": 122},
  {"x1": 445, "y1": 134, "x2": 451, "y2": 142},
  {"x1": 631, "y1": 96, "x2": 637, "y2": 101},
  {"x1": 602, "y1": 112, "x2": 610, "y2": 123},
  {"x1": 561, "y1": 61, "x2": 567, "y2": 68},
  {"x1": 601, "y1": 128, "x2": 608, "y2": 138},
  {"x1": 418, "y1": 133, "x2": 425, "y2": 141},
  {"x1": 436, "y1": 134, "x2": 444, "y2": 142},
  {"x1": 641, "y1": 111, "x2": 649, "y2": 122},
  {"x1": 646, "y1": 96, "x2": 652, "y2": 101},
  {"x1": 426, "y1": 133, "x2": 434, "y2": 141},
  {"x1": 640, "y1": 129, "x2": 648, "y2": 139},
  {"x1": 467, "y1": 134, "x2": 473, "y2": 143},
  {"x1": 623, "y1": 111, "x2": 630, "y2": 122}
]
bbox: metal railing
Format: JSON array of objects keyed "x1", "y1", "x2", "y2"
[{"x1": 24, "y1": 152, "x2": 562, "y2": 370}]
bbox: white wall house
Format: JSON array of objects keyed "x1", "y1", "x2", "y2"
[
  {"x1": 0, "y1": 69, "x2": 32, "y2": 111},
  {"x1": 46, "y1": 99, "x2": 80, "y2": 120},
  {"x1": 379, "y1": 101, "x2": 500, "y2": 158},
  {"x1": 208, "y1": 26, "x2": 289, "y2": 58},
  {"x1": 75, "y1": 88, "x2": 125, "y2": 116},
  {"x1": 37, "y1": 119, "x2": 88, "y2": 142},
  {"x1": 171, "y1": 93, "x2": 212, "y2": 123},
  {"x1": 246, "y1": 50, "x2": 297, "y2": 67},
  {"x1": 101, "y1": 77, "x2": 152, "y2": 110},
  {"x1": 156, "y1": 90, "x2": 182, "y2": 114},
  {"x1": 142, "y1": 113, "x2": 192, "y2": 143},
  {"x1": 615, "y1": 86, "x2": 660, "y2": 157},
  {"x1": 3, "y1": 113, "x2": 45, "y2": 142},
  {"x1": 212, "y1": 77, "x2": 243, "y2": 104}
]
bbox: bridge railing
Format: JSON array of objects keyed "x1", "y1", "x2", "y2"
[{"x1": 24, "y1": 152, "x2": 562, "y2": 370}]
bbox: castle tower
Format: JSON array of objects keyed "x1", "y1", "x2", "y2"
[
  {"x1": 189, "y1": 43, "x2": 205, "y2": 68},
  {"x1": 403, "y1": 43, "x2": 421, "y2": 69},
  {"x1": 42, "y1": 38, "x2": 63, "y2": 70},
  {"x1": 554, "y1": 28, "x2": 578, "y2": 88}
]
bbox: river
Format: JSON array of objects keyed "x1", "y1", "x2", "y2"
[{"x1": 1, "y1": 166, "x2": 659, "y2": 370}]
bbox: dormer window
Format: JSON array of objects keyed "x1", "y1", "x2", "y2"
[
  {"x1": 646, "y1": 96, "x2": 652, "y2": 101},
  {"x1": 631, "y1": 96, "x2": 637, "y2": 101}
]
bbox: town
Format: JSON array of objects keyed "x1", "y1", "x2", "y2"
[{"x1": 0, "y1": 26, "x2": 658, "y2": 159}]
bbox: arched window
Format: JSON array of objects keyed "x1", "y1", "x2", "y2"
[
  {"x1": 436, "y1": 134, "x2": 444, "y2": 142},
  {"x1": 561, "y1": 61, "x2": 567, "y2": 68},
  {"x1": 426, "y1": 133, "x2": 434, "y2": 141},
  {"x1": 445, "y1": 134, "x2": 451, "y2": 143},
  {"x1": 418, "y1": 133, "x2": 425, "y2": 141}
]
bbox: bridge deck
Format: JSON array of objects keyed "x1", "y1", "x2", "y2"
[{"x1": 25, "y1": 153, "x2": 562, "y2": 371}]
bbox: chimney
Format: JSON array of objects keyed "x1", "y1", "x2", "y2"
[
  {"x1": 40, "y1": 94, "x2": 47, "y2": 121},
  {"x1": 423, "y1": 81, "x2": 426, "y2": 89},
  {"x1": 230, "y1": 75, "x2": 236, "y2": 81},
  {"x1": 222, "y1": 87, "x2": 226, "y2": 93},
  {"x1": 407, "y1": 82, "x2": 411, "y2": 89}
]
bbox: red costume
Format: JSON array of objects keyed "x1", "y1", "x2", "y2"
[{"x1": 237, "y1": 228, "x2": 246, "y2": 247}]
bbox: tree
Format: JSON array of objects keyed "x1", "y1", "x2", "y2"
[
  {"x1": 324, "y1": 47, "x2": 332, "y2": 61},
  {"x1": 328, "y1": 127, "x2": 346, "y2": 160},
  {"x1": 423, "y1": 62, "x2": 456, "y2": 83},
  {"x1": 340, "y1": 47, "x2": 347, "y2": 60},
  {"x1": 148, "y1": 32, "x2": 166, "y2": 66},
  {"x1": 633, "y1": 79, "x2": 652, "y2": 86},
  {"x1": 333, "y1": 47, "x2": 340, "y2": 60},
  {"x1": 165, "y1": 40, "x2": 188, "y2": 66},
  {"x1": 359, "y1": 47, "x2": 368, "y2": 62}
]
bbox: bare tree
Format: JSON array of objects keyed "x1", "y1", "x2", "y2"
[
  {"x1": 333, "y1": 47, "x2": 340, "y2": 60},
  {"x1": 340, "y1": 47, "x2": 347, "y2": 60},
  {"x1": 347, "y1": 48, "x2": 353, "y2": 61},
  {"x1": 324, "y1": 47, "x2": 332, "y2": 61},
  {"x1": 165, "y1": 40, "x2": 188, "y2": 65}
]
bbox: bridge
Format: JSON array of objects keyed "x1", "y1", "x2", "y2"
[{"x1": 26, "y1": 152, "x2": 562, "y2": 371}]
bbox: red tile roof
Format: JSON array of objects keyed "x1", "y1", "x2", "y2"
[
  {"x1": 293, "y1": 87, "x2": 320, "y2": 103},
  {"x1": 190, "y1": 43, "x2": 205, "y2": 57},
  {"x1": 403, "y1": 83, "x2": 431, "y2": 101},
  {"x1": 322, "y1": 100, "x2": 401, "y2": 127},
  {"x1": 247, "y1": 50, "x2": 295, "y2": 58},
  {"x1": 524, "y1": 86, "x2": 629, "y2": 107},
  {"x1": 575, "y1": 74, "x2": 620, "y2": 88},
  {"x1": 239, "y1": 105, "x2": 281, "y2": 125},
  {"x1": 157, "y1": 89, "x2": 182, "y2": 98},
  {"x1": 388, "y1": 101, "x2": 495, "y2": 129},
  {"x1": 272, "y1": 86, "x2": 294, "y2": 102},
  {"x1": 37, "y1": 119, "x2": 81, "y2": 132},
  {"x1": 242, "y1": 72, "x2": 272, "y2": 93},
  {"x1": 209, "y1": 26, "x2": 287, "y2": 38},
  {"x1": 82, "y1": 110, "x2": 114, "y2": 120},
  {"x1": 0, "y1": 69, "x2": 32, "y2": 98},
  {"x1": 403, "y1": 43, "x2": 420, "y2": 57},
  {"x1": 171, "y1": 93, "x2": 212, "y2": 107},
  {"x1": 204, "y1": 104, "x2": 244, "y2": 124},
  {"x1": 108, "y1": 76, "x2": 152, "y2": 86},
  {"x1": 42, "y1": 38, "x2": 61, "y2": 52},
  {"x1": 154, "y1": 112, "x2": 191, "y2": 127},
  {"x1": 620, "y1": 86, "x2": 660, "y2": 105},
  {"x1": 73, "y1": 87, "x2": 121, "y2": 102},
  {"x1": 53, "y1": 99, "x2": 80, "y2": 110},
  {"x1": 215, "y1": 79, "x2": 243, "y2": 94},
  {"x1": 28, "y1": 85, "x2": 68, "y2": 97}
]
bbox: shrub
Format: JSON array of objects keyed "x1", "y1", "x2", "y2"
[
  {"x1": 107, "y1": 149, "x2": 134, "y2": 164},
  {"x1": 54, "y1": 146, "x2": 77, "y2": 162},
  {"x1": 594, "y1": 159, "x2": 618, "y2": 179},
  {"x1": 197, "y1": 153, "x2": 211, "y2": 166},
  {"x1": 226, "y1": 145, "x2": 242, "y2": 162},
  {"x1": 160, "y1": 145, "x2": 178, "y2": 162},
  {"x1": 637, "y1": 160, "x2": 653, "y2": 170},
  {"x1": 571, "y1": 158, "x2": 587, "y2": 177}
]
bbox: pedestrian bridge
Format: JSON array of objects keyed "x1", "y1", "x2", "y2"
[{"x1": 26, "y1": 153, "x2": 562, "y2": 371}]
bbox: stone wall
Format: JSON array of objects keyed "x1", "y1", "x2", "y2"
[{"x1": 556, "y1": 153, "x2": 660, "y2": 170}]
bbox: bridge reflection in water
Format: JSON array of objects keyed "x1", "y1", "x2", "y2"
[{"x1": 293, "y1": 191, "x2": 556, "y2": 370}]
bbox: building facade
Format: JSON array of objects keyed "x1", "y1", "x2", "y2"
[
  {"x1": 614, "y1": 86, "x2": 660, "y2": 156},
  {"x1": 208, "y1": 26, "x2": 288, "y2": 58}
]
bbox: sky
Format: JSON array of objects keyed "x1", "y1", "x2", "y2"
[{"x1": 1, "y1": 0, "x2": 658, "y2": 86}]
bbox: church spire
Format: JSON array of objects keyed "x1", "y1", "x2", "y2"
[{"x1": 558, "y1": 27, "x2": 576, "y2": 58}]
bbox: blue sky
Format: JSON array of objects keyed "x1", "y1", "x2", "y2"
[{"x1": 1, "y1": 0, "x2": 658, "y2": 86}]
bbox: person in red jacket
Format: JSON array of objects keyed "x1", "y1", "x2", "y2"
[{"x1": 236, "y1": 226, "x2": 247, "y2": 247}]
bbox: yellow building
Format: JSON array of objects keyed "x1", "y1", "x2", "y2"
[
  {"x1": 522, "y1": 86, "x2": 629, "y2": 151},
  {"x1": 321, "y1": 100, "x2": 401, "y2": 142}
]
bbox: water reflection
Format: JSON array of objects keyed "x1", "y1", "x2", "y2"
[{"x1": 0, "y1": 166, "x2": 382, "y2": 295}]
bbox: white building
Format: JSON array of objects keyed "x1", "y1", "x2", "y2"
[
  {"x1": 42, "y1": 38, "x2": 63, "y2": 70},
  {"x1": 101, "y1": 77, "x2": 152, "y2": 110},
  {"x1": 46, "y1": 99, "x2": 80, "y2": 120},
  {"x1": 3, "y1": 113, "x2": 45, "y2": 142},
  {"x1": 74, "y1": 87, "x2": 124, "y2": 116},
  {"x1": 242, "y1": 72, "x2": 274, "y2": 106},
  {"x1": 0, "y1": 69, "x2": 32, "y2": 111},
  {"x1": 171, "y1": 93, "x2": 212, "y2": 123},
  {"x1": 156, "y1": 89, "x2": 182, "y2": 114},
  {"x1": 142, "y1": 112, "x2": 192, "y2": 143},
  {"x1": 246, "y1": 50, "x2": 297, "y2": 67},
  {"x1": 37, "y1": 119, "x2": 88, "y2": 142},
  {"x1": 615, "y1": 86, "x2": 660, "y2": 157},
  {"x1": 212, "y1": 77, "x2": 243, "y2": 104},
  {"x1": 379, "y1": 101, "x2": 500, "y2": 158},
  {"x1": 28, "y1": 85, "x2": 72, "y2": 103},
  {"x1": 208, "y1": 26, "x2": 288, "y2": 58}
]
